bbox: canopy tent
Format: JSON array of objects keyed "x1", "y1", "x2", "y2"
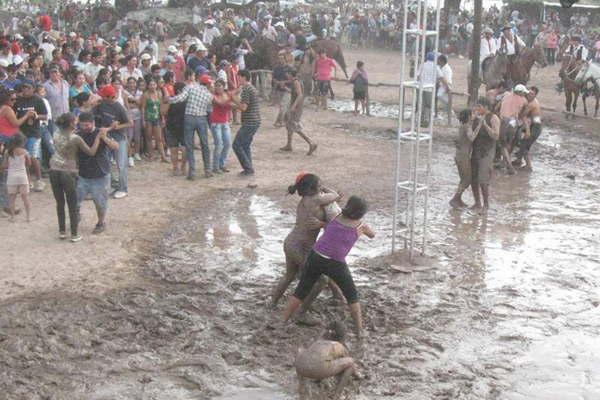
[{"x1": 543, "y1": 0, "x2": 600, "y2": 8}]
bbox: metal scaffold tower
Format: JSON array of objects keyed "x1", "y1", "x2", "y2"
[{"x1": 391, "y1": 0, "x2": 442, "y2": 260}]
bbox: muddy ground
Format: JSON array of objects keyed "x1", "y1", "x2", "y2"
[{"x1": 1, "y1": 48, "x2": 600, "y2": 400}]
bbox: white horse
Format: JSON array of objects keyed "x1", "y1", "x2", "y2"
[{"x1": 575, "y1": 62, "x2": 600, "y2": 118}]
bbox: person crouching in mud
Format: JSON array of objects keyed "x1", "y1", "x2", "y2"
[
  {"x1": 295, "y1": 321, "x2": 358, "y2": 400},
  {"x1": 283, "y1": 196, "x2": 375, "y2": 337}
]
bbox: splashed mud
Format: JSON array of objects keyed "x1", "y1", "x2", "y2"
[{"x1": 1, "y1": 121, "x2": 599, "y2": 400}]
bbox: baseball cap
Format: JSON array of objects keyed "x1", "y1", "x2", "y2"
[
  {"x1": 199, "y1": 74, "x2": 213, "y2": 85},
  {"x1": 167, "y1": 45, "x2": 178, "y2": 53},
  {"x1": 140, "y1": 53, "x2": 152, "y2": 61},
  {"x1": 99, "y1": 84, "x2": 117, "y2": 98},
  {"x1": 514, "y1": 84, "x2": 529, "y2": 94}
]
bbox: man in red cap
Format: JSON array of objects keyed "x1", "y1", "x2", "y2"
[{"x1": 93, "y1": 85, "x2": 131, "y2": 199}]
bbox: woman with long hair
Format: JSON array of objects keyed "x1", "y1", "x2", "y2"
[{"x1": 140, "y1": 78, "x2": 166, "y2": 162}]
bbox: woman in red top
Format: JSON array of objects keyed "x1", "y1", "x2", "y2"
[
  {"x1": 0, "y1": 90, "x2": 35, "y2": 151},
  {"x1": 210, "y1": 79, "x2": 233, "y2": 173}
]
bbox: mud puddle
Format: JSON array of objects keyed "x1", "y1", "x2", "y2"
[{"x1": 1, "y1": 123, "x2": 600, "y2": 399}]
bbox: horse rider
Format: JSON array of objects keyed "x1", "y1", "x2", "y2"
[
  {"x1": 566, "y1": 35, "x2": 588, "y2": 62},
  {"x1": 496, "y1": 24, "x2": 526, "y2": 85},
  {"x1": 496, "y1": 23, "x2": 526, "y2": 59},
  {"x1": 480, "y1": 27, "x2": 498, "y2": 70}
]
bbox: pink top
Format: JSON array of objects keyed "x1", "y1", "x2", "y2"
[
  {"x1": 546, "y1": 33, "x2": 558, "y2": 49},
  {"x1": 500, "y1": 93, "x2": 528, "y2": 119},
  {"x1": 315, "y1": 57, "x2": 336, "y2": 81}
]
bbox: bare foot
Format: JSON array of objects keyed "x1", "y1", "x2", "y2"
[
  {"x1": 279, "y1": 146, "x2": 292, "y2": 152},
  {"x1": 449, "y1": 198, "x2": 463, "y2": 209},
  {"x1": 307, "y1": 143, "x2": 317, "y2": 156},
  {"x1": 470, "y1": 203, "x2": 482, "y2": 211}
]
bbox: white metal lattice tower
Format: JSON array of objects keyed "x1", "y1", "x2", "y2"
[{"x1": 391, "y1": 0, "x2": 442, "y2": 260}]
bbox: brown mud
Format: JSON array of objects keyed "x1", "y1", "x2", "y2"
[{"x1": 1, "y1": 48, "x2": 600, "y2": 400}]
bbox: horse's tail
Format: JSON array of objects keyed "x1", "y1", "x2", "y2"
[{"x1": 334, "y1": 48, "x2": 348, "y2": 79}]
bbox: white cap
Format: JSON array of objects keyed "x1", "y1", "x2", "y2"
[
  {"x1": 114, "y1": 46, "x2": 122, "y2": 53},
  {"x1": 514, "y1": 84, "x2": 529, "y2": 94},
  {"x1": 167, "y1": 45, "x2": 178, "y2": 53},
  {"x1": 140, "y1": 53, "x2": 152, "y2": 61},
  {"x1": 274, "y1": 21, "x2": 285, "y2": 28},
  {"x1": 195, "y1": 41, "x2": 207, "y2": 51},
  {"x1": 69, "y1": 32, "x2": 77, "y2": 37},
  {"x1": 205, "y1": 19, "x2": 215, "y2": 25},
  {"x1": 14, "y1": 34, "x2": 23, "y2": 40},
  {"x1": 0, "y1": 59, "x2": 9, "y2": 68}
]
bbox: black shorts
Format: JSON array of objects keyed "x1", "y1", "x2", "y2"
[
  {"x1": 353, "y1": 89, "x2": 366, "y2": 101},
  {"x1": 293, "y1": 250, "x2": 358, "y2": 304},
  {"x1": 317, "y1": 80, "x2": 331, "y2": 96},
  {"x1": 166, "y1": 127, "x2": 184, "y2": 147}
]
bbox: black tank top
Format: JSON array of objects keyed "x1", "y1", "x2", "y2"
[{"x1": 472, "y1": 113, "x2": 496, "y2": 159}]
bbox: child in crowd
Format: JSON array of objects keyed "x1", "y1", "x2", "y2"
[
  {"x1": 349, "y1": 61, "x2": 369, "y2": 115},
  {"x1": 1, "y1": 134, "x2": 31, "y2": 221},
  {"x1": 165, "y1": 82, "x2": 187, "y2": 176}
]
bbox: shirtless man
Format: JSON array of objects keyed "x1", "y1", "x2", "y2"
[
  {"x1": 295, "y1": 321, "x2": 358, "y2": 400},
  {"x1": 497, "y1": 84, "x2": 529, "y2": 174},
  {"x1": 513, "y1": 86, "x2": 542, "y2": 171}
]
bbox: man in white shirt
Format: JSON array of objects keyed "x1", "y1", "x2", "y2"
[
  {"x1": 480, "y1": 27, "x2": 497, "y2": 69},
  {"x1": 436, "y1": 54, "x2": 453, "y2": 124},
  {"x1": 119, "y1": 56, "x2": 143, "y2": 82},
  {"x1": 84, "y1": 50, "x2": 104, "y2": 85},
  {"x1": 202, "y1": 19, "x2": 221, "y2": 46},
  {"x1": 39, "y1": 35, "x2": 56, "y2": 63},
  {"x1": 496, "y1": 24, "x2": 526, "y2": 57},
  {"x1": 417, "y1": 52, "x2": 438, "y2": 127}
]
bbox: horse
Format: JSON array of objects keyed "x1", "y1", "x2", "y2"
[
  {"x1": 467, "y1": 45, "x2": 547, "y2": 95},
  {"x1": 558, "y1": 54, "x2": 583, "y2": 119},
  {"x1": 575, "y1": 61, "x2": 600, "y2": 118}
]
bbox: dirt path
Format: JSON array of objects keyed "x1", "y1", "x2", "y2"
[{"x1": 1, "y1": 47, "x2": 600, "y2": 400}]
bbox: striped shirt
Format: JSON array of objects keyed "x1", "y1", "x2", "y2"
[
  {"x1": 240, "y1": 84, "x2": 260, "y2": 125},
  {"x1": 169, "y1": 82, "x2": 213, "y2": 117}
]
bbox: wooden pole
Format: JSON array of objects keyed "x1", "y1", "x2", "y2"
[{"x1": 469, "y1": 0, "x2": 482, "y2": 106}]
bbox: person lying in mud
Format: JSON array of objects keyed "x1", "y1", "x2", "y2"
[
  {"x1": 283, "y1": 196, "x2": 375, "y2": 337},
  {"x1": 450, "y1": 109, "x2": 477, "y2": 209},
  {"x1": 295, "y1": 321, "x2": 358, "y2": 400},
  {"x1": 271, "y1": 172, "x2": 344, "y2": 317}
]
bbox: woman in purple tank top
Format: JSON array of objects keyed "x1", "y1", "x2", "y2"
[{"x1": 283, "y1": 196, "x2": 375, "y2": 337}]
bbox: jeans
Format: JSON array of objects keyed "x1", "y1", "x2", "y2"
[
  {"x1": 184, "y1": 115, "x2": 210, "y2": 177},
  {"x1": 232, "y1": 124, "x2": 260, "y2": 173},
  {"x1": 77, "y1": 175, "x2": 110, "y2": 214},
  {"x1": 0, "y1": 135, "x2": 9, "y2": 209},
  {"x1": 113, "y1": 138, "x2": 128, "y2": 193},
  {"x1": 49, "y1": 170, "x2": 79, "y2": 235},
  {"x1": 40, "y1": 123, "x2": 55, "y2": 168},
  {"x1": 211, "y1": 123, "x2": 231, "y2": 171}
]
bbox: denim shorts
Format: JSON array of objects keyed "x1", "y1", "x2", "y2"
[
  {"x1": 0, "y1": 134, "x2": 14, "y2": 145},
  {"x1": 77, "y1": 175, "x2": 110, "y2": 213},
  {"x1": 26, "y1": 137, "x2": 42, "y2": 159}
]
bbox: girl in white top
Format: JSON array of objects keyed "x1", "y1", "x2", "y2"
[{"x1": 1, "y1": 134, "x2": 31, "y2": 221}]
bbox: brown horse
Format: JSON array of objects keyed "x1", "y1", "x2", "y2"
[
  {"x1": 311, "y1": 39, "x2": 348, "y2": 78},
  {"x1": 558, "y1": 54, "x2": 583, "y2": 119}
]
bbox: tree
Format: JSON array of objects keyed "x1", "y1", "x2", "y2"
[{"x1": 468, "y1": 0, "x2": 482, "y2": 105}]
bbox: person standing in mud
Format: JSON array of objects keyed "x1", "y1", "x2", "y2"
[
  {"x1": 471, "y1": 98, "x2": 500, "y2": 212},
  {"x1": 295, "y1": 321, "x2": 358, "y2": 400},
  {"x1": 513, "y1": 86, "x2": 542, "y2": 171},
  {"x1": 497, "y1": 84, "x2": 529, "y2": 175},
  {"x1": 450, "y1": 109, "x2": 477, "y2": 209},
  {"x1": 280, "y1": 69, "x2": 317, "y2": 155},
  {"x1": 231, "y1": 70, "x2": 260, "y2": 176},
  {"x1": 283, "y1": 196, "x2": 375, "y2": 337},
  {"x1": 313, "y1": 49, "x2": 336, "y2": 111},
  {"x1": 271, "y1": 173, "x2": 341, "y2": 308}
]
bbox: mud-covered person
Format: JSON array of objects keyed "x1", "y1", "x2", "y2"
[
  {"x1": 497, "y1": 84, "x2": 529, "y2": 174},
  {"x1": 513, "y1": 86, "x2": 542, "y2": 171},
  {"x1": 450, "y1": 109, "x2": 477, "y2": 209},
  {"x1": 471, "y1": 97, "x2": 500, "y2": 212},
  {"x1": 283, "y1": 196, "x2": 375, "y2": 337},
  {"x1": 295, "y1": 321, "x2": 359, "y2": 400},
  {"x1": 271, "y1": 172, "x2": 342, "y2": 308}
]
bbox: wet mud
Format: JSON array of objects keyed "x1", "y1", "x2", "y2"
[{"x1": 1, "y1": 123, "x2": 600, "y2": 400}]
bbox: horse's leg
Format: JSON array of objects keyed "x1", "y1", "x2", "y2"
[
  {"x1": 573, "y1": 91, "x2": 579, "y2": 116},
  {"x1": 595, "y1": 93, "x2": 600, "y2": 118},
  {"x1": 565, "y1": 90, "x2": 572, "y2": 117},
  {"x1": 583, "y1": 92, "x2": 588, "y2": 116}
]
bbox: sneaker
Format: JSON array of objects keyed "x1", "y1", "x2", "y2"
[
  {"x1": 59, "y1": 231, "x2": 67, "y2": 240},
  {"x1": 220, "y1": 167, "x2": 230, "y2": 173},
  {"x1": 33, "y1": 180, "x2": 45, "y2": 192},
  {"x1": 186, "y1": 175, "x2": 196, "y2": 181},
  {"x1": 128, "y1": 156, "x2": 135, "y2": 167},
  {"x1": 70, "y1": 234, "x2": 83, "y2": 243},
  {"x1": 113, "y1": 191, "x2": 128, "y2": 199},
  {"x1": 92, "y1": 223, "x2": 106, "y2": 234},
  {"x1": 239, "y1": 170, "x2": 255, "y2": 176},
  {"x1": 134, "y1": 153, "x2": 142, "y2": 161}
]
